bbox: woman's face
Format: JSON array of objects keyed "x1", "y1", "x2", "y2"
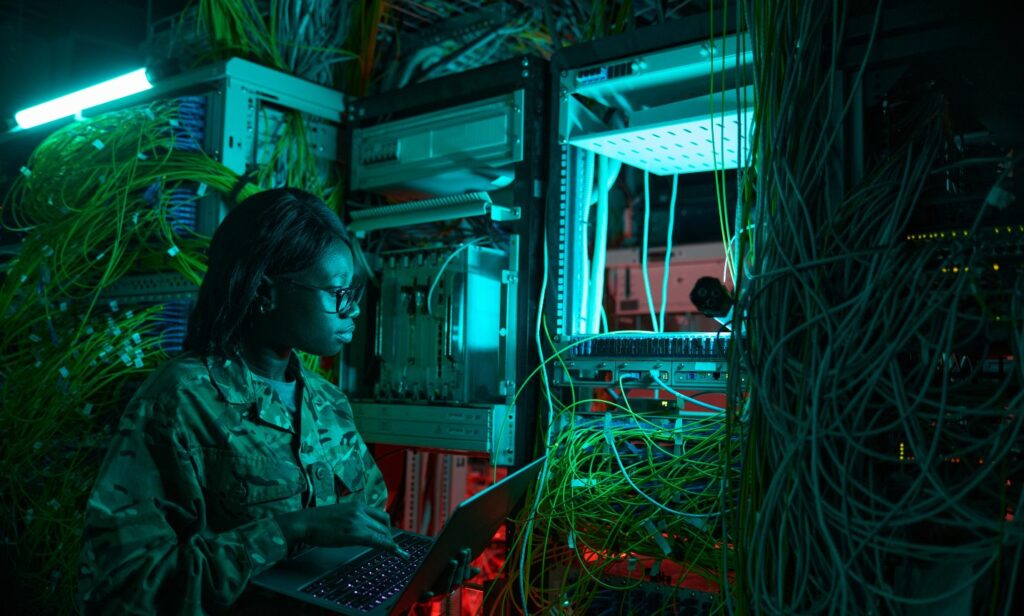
[{"x1": 263, "y1": 239, "x2": 361, "y2": 357}]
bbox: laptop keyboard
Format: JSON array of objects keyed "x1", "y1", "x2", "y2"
[{"x1": 300, "y1": 533, "x2": 433, "y2": 612}]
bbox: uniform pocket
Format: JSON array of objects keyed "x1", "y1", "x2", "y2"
[
  {"x1": 201, "y1": 448, "x2": 305, "y2": 525},
  {"x1": 331, "y1": 451, "x2": 367, "y2": 498}
]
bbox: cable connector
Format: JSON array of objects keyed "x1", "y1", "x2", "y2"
[
  {"x1": 642, "y1": 519, "x2": 673, "y2": 557},
  {"x1": 648, "y1": 369, "x2": 724, "y2": 413}
]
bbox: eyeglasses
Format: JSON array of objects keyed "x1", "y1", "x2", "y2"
[{"x1": 280, "y1": 278, "x2": 365, "y2": 316}]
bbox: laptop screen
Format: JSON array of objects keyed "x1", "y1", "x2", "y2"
[{"x1": 389, "y1": 456, "x2": 546, "y2": 614}]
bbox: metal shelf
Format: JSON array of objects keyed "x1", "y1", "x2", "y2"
[{"x1": 569, "y1": 87, "x2": 754, "y2": 175}]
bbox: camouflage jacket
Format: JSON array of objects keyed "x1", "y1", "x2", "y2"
[{"x1": 78, "y1": 351, "x2": 388, "y2": 615}]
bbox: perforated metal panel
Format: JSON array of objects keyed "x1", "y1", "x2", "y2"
[{"x1": 568, "y1": 88, "x2": 754, "y2": 175}]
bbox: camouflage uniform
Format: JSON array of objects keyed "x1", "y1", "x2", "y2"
[{"x1": 78, "y1": 351, "x2": 388, "y2": 615}]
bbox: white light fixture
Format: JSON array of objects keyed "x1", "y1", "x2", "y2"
[
  {"x1": 14, "y1": 68, "x2": 153, "y2": 130},
  {"x1": 569, "y1": 87, "x2": 754, "y2": 175}
]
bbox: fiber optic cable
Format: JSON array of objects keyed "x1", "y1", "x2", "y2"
[
  {"x1": 657, "y1": 174, "x2": 678, "y2": 333},
  {"x1": 641, "y1": 171, "x2": 660, "y2": 332}
]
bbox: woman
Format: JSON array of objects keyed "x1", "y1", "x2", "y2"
[{"x1": 78, "y1": 188, "x2": 404, "y2": 613}]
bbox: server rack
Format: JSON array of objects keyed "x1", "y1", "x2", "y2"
[{"x1": 341, "y1": 56, "x2": 548, "y2": 470}]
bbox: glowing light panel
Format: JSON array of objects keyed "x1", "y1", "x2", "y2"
[
  {"x1": 569, "y1": 107, "x2": 754, "y2": 176},
  {"x1": 15, "y1": 68, "x2": 153, "y2": 129}
]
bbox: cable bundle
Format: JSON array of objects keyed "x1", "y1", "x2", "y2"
[
  {"x1": 522, "y1": 410, "x2": 733, "y2": 614},
  {"x1": 0, "y1": 298, "x2": 168, "y2": 613},
  {"x1": 3, "y1": 98, "x2": 246, "y2": 287},
  {"x1": 366, "y1": 1, "x2": 699, "y2": 93},
  {"x1": 731, "y1": 1, "x2": 1023, "y2": 613},
  {"x1": 0, "y1": 100, "x2": 257, "y2": 613},
  {"x1": 478, "y1": 319, "x2": 739, "y2": 613},
  {"x1": 255, "y1": 107, "x2": 333, "y2": 203},
  {"x1": 193, "y1": 0, "x2": 355, "y2": 86}
]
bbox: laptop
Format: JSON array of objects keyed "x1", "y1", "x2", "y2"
[{"x1": 252, "y1": 456, "x2": 546, "y2": 615}]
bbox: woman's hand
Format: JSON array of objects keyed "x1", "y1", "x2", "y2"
[{"x1": 274, "y1": 502, "x2": 408, "y2": 556}]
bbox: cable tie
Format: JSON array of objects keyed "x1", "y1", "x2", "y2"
[
  {"x1": 29, "y1": 334, "x2": 42, "y2": 343},
  {"x1": 131, "y1": 333, "x2": 142, "y2": 344},
  {"x1": 82, "y1": 403, "x2": 93, "y2": 417},
  {"x1": 642, "y1": 519, "x2": 673, "y2": 557},
  {"x1": 95, "y1": 251, "x2": 106, "y2": 261},
  {"x1": 167, "y1": 245, "x2": 180, "y2": 257},
  {"x1": 125, "y1": 310, "x2": 134, "y2": 319},
  {"x1": 58, "y1": 367, "x2": 69, "y2": 379},
  {"x1": 132, "y1": 212, "x2": 139, "y2": 225},
  {"x1": 169, "y1": 119, "x2": 180, "y2": 127},
  {"x1": 92, "y1": 139, "x2": 105, "y2": 150},
  {"x1": 196, "y1": 182, "x2": 207, "y2": 197},
  {"x1": 227, "y1": 169, "x2": 258, "y2": 206},
  {"x1": 119, "y1": 353, "x2": 132, "y2": 366},
  {"x1": 19, "y1": 166, "x2": 31, "y2": 177},
  {"x1": 20, "y1": 274, "x2": 28, "y2": 284},
  {"x1": 109, "y1": 300, "x2": 119, "y2": 312},
  {"x1": 985, "y1": 185, "x2": 1014, "y2": 209},
  {"x1": 137, "y1": 152, "x2": 148, "y2": 160},
  {"x1": 134, "y1": 357, "x2": 144, "y2": 368}
]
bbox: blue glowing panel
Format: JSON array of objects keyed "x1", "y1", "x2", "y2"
[
  {"x1": 570, "y1": 108, "x2": 754, "y2": 175},
  {"x1": 569, "y1": 87, "x2": 754, "y2": 175}
]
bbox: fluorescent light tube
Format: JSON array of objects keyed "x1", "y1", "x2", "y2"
[{"x1": 14, "y1": 68, "x2": 153, "y2": 129}]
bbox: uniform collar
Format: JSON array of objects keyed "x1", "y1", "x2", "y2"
[{"x1": 204, "y1": 352, "x2": 308, "y2": 433}]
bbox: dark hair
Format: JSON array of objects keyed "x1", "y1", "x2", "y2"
[{"x1": 184, "y1": 187, "x2": 356, "y2": 357}]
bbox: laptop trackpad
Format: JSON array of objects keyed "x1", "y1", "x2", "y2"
[{"x1": 255, "y1": 545, "x2": 373, "y2": 589}]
